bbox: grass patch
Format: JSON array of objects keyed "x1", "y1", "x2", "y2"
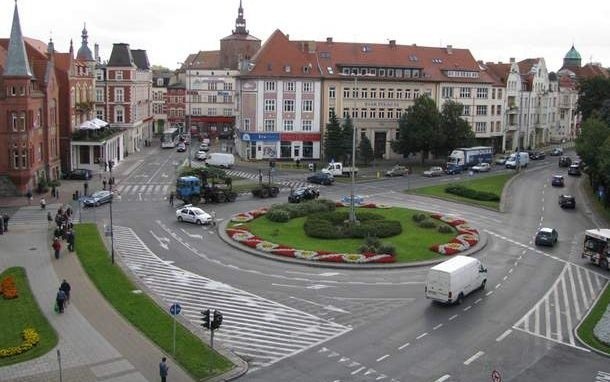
[
  {"x1": 242, "y1": 207, "x2": 455, "y2": 262},
  {"x1": 577, "y1": 284, "x2": 610, "y2": 354},
  {"x1": 408, "y1": 173, "x2": 514, "y2": 210},
  {"x1": 0, "y1": 267, "x2": 58, "y2": 366},
  {"x1": 74, "y1": 224, "x2": 233, "y2": 379}
]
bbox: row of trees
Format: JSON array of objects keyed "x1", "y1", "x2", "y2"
[{"x1": 323, "y1": 96, "x2": 475, "y2": 165}]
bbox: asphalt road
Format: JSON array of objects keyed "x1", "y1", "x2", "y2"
[{"x1": 78, "y1": 149, "x2": 610, "y2": 382}]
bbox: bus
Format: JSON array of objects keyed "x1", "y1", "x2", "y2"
[{"x1": 161, "y1": 127, "x2": 179, "y2": 148}]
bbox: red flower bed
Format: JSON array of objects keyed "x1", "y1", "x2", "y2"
[
  {"x1": 429, "y1": 214, "x2": 479, "y2": 256},
  {"x1": 0, "y1": 276, "x2": 18, "y2": 299}
]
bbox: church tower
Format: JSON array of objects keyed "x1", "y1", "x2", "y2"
[{"x1": 220, "y1": 0, "x2": 261, "y2": 70}]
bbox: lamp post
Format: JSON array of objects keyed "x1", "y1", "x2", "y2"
[
  {"x1": 109, "y1": 199, "x2": 115, "y2": 264},
  {"x1": 187, "y1": 63, "x2": 192, "y2": 168}
]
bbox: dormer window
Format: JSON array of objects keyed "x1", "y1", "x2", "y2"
[{"x1": 115, "y1": 70, "x2": 123, "y2": 80}]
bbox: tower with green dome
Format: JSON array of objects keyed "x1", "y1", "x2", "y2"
[{"x1": 563, "y1": 45, "x2": 582, "y2": 68}]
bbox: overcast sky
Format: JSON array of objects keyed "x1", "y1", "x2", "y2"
[{"x1": 4, "y1": 0, "x2": 609, "y2": 73}]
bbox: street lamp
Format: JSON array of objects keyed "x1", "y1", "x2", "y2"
[{"x1": 109, "y1": 199, "x2": 115, "y2": 264}]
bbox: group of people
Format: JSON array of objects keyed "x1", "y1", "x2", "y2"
[
  {"x1": 99, "y1": 159, "x2": 115, "y2": 173},
  {"x1": 50, "y1": 206, "x2": 75, "y2": 259},
  {"x1": 102, "y1": 176, "x2": 116, "y2": 191},
  {"x1": 55, "y1": 279, "x2": 71, "y2": 313}
]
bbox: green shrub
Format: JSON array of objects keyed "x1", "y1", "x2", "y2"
[
  {"x1": 412, "y1": 213, "x2": 427, "y2": 222},
  {"x1": 303, "y1": 216, "x2": 341, "y2": 238},
  {"x1": 418, "y1": 220, "x2": 437, "y2": 229},
  {"x1": 268, "y1": 199, "x2": 336, "y2": 221},
  {"x1": 349, "y1": 220, "x2": 402, "y2": 238},
  {"x1": 445, "y1": 185, "x2": 500, "y2": 201},
  {"x1": 437, "y1": 225, "x2": 454, "y2": 234},
  {"x1": 377, "y1": 243, "x2": 396, "y2": 255},
  {"x1": 266, "y1": 208, "x2": 291, "y2": 222},
  {"x1": 358, "y1": 236, "x2": 396, "y2": 255}
]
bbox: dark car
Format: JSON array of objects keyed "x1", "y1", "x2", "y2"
[
  {"x1": 558, "y1": 194, "x2": 576, "y2": 209},
  {"x1": 558, "y1": 156, "x2": 572, "y2": 167},
  {"x1": 82, "y1": 190, "x2": 113, "y2": 207},
  {"x1": 568, "y1": 164, "x2": 581, "y2": 176},
  {"x1": 65, "y1": 168, "x2": 92, "y2": 180},
  {"x1": 550, "y1": 147, "x2": 563, "y2": 156},
  {"x1": 551, "y1": 175, "x2": 565, "y2": 187},
  {"x1": 529, "y1": 151, "x2": 546, "y2": 160},
  {"x1": 288, "y1": 186, "x2": 320, "y2": 203},
  {"x1": 535, "y1": 227, "x2": 558, "y2": 247},
  {"x1": 307, "y1": 172, "x2": 334, "y2": 185}
]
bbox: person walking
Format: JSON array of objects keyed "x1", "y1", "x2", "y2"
[
  {"x1": 169, "y1": 191, "x2": 174, "y2": 207},
  {"x1": 83, "y1": 182, "x2": 89, "y2": 197},
  {"x1": 159, "y1": 357, "x2": 169, "y2": 382},
  {"x1": 40, "y1": 198, "x2": 46, "y2": 210},
  {"x1": 51, "y1": 185, "x2": 56, "y2": 198},
  {"x1": 2, "y1": 212, "x2": 8, "y2": 233},
  {"x1": 52, "y1": 237, "x2": 61, "y2": 259},
  {"x1": 60, "y1": 279, "x2": 71, "y2": 306},
  {"x1": 56, "y1": 288, "x2": 67, "y2": 313},
  {"x1": 26, "y1": 189, "x2": 33, "y2": 205},
  {"x1": 66, "y1": 229, "x2": 75, "y2": 252},
  {"x1": 102, "y1": 177, "x2": 107, "y2": 190}
]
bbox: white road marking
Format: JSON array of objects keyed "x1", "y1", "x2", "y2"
[
  {"x1": 463, "y1": 351, "x2": 484, "y2": 365},
  {"x1": 449, "y1": 314, "x2": 458, "y2": 321},
  {"x1": 398, "y1": 342, "x2": 410, "y2": 350},
  {"x1": 376, "y1": 354, "x2": 390, "y2": 362},
  {"x1": 463, "y1": 306, "x2": 472, "y2": 311},
  {"x1": 416, "y1": 332, "x2": 428, "y2": 340},
  {"x1": 433, "y1": 323, "x2": 443, "y2": 330},
  {"x1": 495, "y1": 329, "x2": 512, "y2": 342},
  {"x1": 486, "y1": 291, "x2": 494, "y2": 296},
  {"x1": 434, "y1": 375, "x2": 451, "y2": 382},
  {"x1": 351, "y1": 366, "x2": 366, "y2": 375}
]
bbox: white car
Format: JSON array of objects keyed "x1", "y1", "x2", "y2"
[
  {"x1": 472, "y1": 163, "x2": 491, "y2": 172},
  {"x1": 423, "y1": 166, "x2": 444, "y2": 177},
  {"x1": 176, "y1": 205, "x2": 212, "y2": 225},
  {"x1": 195, "y1": 150, "x2": 207, "y2": 160}
]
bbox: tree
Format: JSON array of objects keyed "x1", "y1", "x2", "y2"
[
  {"x1": 358, "y1": 135, "x2": 374, "y2": 165},
  {"x1": 577, "y1": 77, "x2": 610, "y2": 121},
  {"x1": 391, "y1": 96, "x2": 440, "y2": 164},
  {"x1": 575, "y1": 117, "x2": 610, "y2": 190},
  {"x1": 440, "y1": 100, "x2": 475, "y2": 154},
  {"x1": 324, "y1": 110, "x2": 344, "y2": 163},
  {"x1": 598, "y1": 136, "x2": 610, "y2": 207},
  {"x1": 341, "y1": 116, "x2": 355, "y2": 164}
]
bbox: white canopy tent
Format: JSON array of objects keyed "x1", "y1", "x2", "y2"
[
  {"x1": 91, "y1": 118, "x2": 109, "y2": 128},
  {"x1": 78, "y1": 120, "x2": 98, "y2": 130}
]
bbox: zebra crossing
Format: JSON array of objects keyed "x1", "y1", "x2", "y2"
[
  {"x1": 113, "y1": 226, "x2": 351, "y2": 370},
  {"x1": 7, "y1": 204, "x2": 80, "y2": 225},
  {"x1": 113, "y1": 183, "x2": 172, "y2": 201},
  {"x1": 513, "y1": 262, "x2": 608, "y2": 350}
]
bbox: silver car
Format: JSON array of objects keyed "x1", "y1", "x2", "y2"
[
  {"x1": 82, "y1": 190, "x2": 113, "y2": 207},
  {"x1": 176, "y1": 205, "x2": 212, "y2": 225}
]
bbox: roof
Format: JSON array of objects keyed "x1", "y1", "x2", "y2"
[
  {"x1": 131, "y1": 49, "x2": 150, "y2": 70},
  {"x1": 184, "y1": 51, "x2": 221, "y2": 70},
  {"x1": 585, "y1": 228, "x2": 610, "y2": 240},
  {"x1": 565, "y1": 45, "x2": 581, "y2": 60},
  {"x1": 430, "y1": 255, "x2": 478, "y2": 273},
  {"x1": 483, "y1": 62, "x2": 511, "y2": 85},
  {"x1": 107, "y1": 43, "x2": 135, "y2": 67},
  {"x1": 4, "y1": 2, "x2": 31, "y2": 77}
]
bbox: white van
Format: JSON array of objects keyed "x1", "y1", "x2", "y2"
[
  {"x1": 425, "y1": 255, "x2": 487, "y2": 304},
  {"x1": 505, "y1": 152, "x2": 529, "y2": 169},
  {"x1": 206, "y1": 153, "x2": 235, "y2": 168}
]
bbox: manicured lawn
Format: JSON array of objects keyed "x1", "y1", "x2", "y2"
[
  {"x1": 0, "y1": 267, "x2": 58, "y2": 366},
  {"x1": 243, "y1": 207, "x2": 455, "y2": 262},
  {"x1": 74, "y1": 224, "x2": 234, "y2": 379},
  {"x1": 577, "y1": 284, "x2": 610, "y2": 354},
  {"x1": 408, "y1": 173, "x2": 514, "y2": 210}
]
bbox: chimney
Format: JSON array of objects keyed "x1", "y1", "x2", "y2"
[
  {"x1": 446, "y1": 45, "x2": 453, "y2": 54},
  {"x1": 94, "y1": 43, "x2": 99, "y2": 62},
  {"x1": 326, "y1": 37, "x2": 333, "y2": 43},
  {"x1": 510, "y1": 57, "x2": 515, "y2": 63},
  {"x1": 389, "y1": 40, "x2": 396, "y2": 47}
]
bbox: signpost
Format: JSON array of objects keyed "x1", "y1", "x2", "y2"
[{"x1": 169, "y1": 303, "x2": 181, "y2": 355}]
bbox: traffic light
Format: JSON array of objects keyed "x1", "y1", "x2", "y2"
[
  {"x1": 211, "y1": 310, "x2": 223, "y2": 330},
  {"x1": 201, "y1": 309, "x2": 210, "y2": 329}
]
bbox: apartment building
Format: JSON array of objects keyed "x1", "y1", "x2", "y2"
[{"x1": 152, "y1": 69, "x2": 172, "y2": 134}]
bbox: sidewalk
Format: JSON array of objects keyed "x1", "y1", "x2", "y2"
[{"x1": 0, "y1": 144, "x2": 196, "y2": 381}]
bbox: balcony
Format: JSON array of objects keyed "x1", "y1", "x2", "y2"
[{"x1": 71, "y1": 125, "x2": 123, "y2": 142}]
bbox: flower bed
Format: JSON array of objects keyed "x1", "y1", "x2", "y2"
[
  {"x1": 0, "y1": 328, "x2": 40, "y2": 358},
  {"x1": 428, "y1": 213, "x2": 480, "y2": 255},
  {"x1": 229, "y1": 207, "x2": 395, "y2": 263},
  {"x1": 0, "y1": 276, "x2": 18, "y2": 299}
]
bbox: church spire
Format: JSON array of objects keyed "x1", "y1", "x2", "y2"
[
  {"x1": 4, "y1": 0, "x2": 32, "y2": 77},
  {"x1": 233, "y1": 0, "x2": 248, "y2": 35},
  {"x1": 76, "y1": 22, "x2": 94, "y2": 61}
]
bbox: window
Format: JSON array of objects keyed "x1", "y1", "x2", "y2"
[
  {"x1": 115, "y1": 106, "x2": 124, "y2": 123},
  {"x1": 264, "y1": 119, "x2": 275, "y2": 131},
  {"x1": 370, "y1": 108, "x2": 377, "y2": 118},
  {"x1": 388, "y1": 109, "x2": 394, "y2": 119},
  {"x1": 283, "y1": 120, "x2": 294, "y2": 131},
  {"x1": 207, "y1": 95, "x2": 217, "y2": 103},
  {"x1": 405, "y1": 89, "x2": 411, "y2": 99},
  {"x1": 361, "y1": 88, "x2": 368, "y2": 98},
  {"x1": 413, "y1": 89, "x2": 420, "y2": 98},
  {"x1": 442, "y1": 87, "x2": 453, "y2": 98},
  {"x1": 476, "y1": 88, "x2": 488, "y2": 99},
  {"x1": 328, "y1": 107, "x2": 335, "y2": 119},
  {"x1": 379, "y1": 88, "x2": 385, "y2": 99},
  {"x1": 11, "y1": 112, "x2": 18, "y2": 131},
  {"x1": 243, "y1": 118, "x2": 251, "y2": 130},
  {"x1": 223, "y1": 108, "x2": 232, "y2": 116},
  {"x1": 303, "y1": 82, "x2": 313, "y2": 92},
  {"x1": 497, "y1": 105, "x2": 502, "y2": 115},
  {"x1": 388, "y1": 89, "x2": 394, "y2": 99},
  {"x1": 343, "y1": 87, "x2": 350, "y2": 98},
  {"x1": 370, "y1": 88, "x2": 377, "y2": 99},
  {"x1": 223, "y1": 82, "x2": 233, "y2": 90},
  {"x1": 303, "y1": 141, "x2": 313, "y2": 158},
  {"x1": 360, "y1": 108, "x2": 367, "y2": 118},
  {"x1": 352, "y1": 87, "x2": 358, "y2": 98},
  {"x1": 302, "y1": 120, "x2": 313, "y2": 131},
  {"x1": 303, "y1": 99, "x2": 313, "y2": 112},
  {"x1": 96, "y1": 88, "x2": 104, "y2": 102},
  {"x1": 264, "y1": 99, "x2": 276, "y2": 112},
  {"x1": 208, "y1": 108, "x2": 216, "y2": 116},
  {"x1": 342, "y1": 108, "x2": 349, "y2": 118},
  {"x1": 96, "y1": 70, "x2": 103, "y2": 81},
  {"x1": 96, "y1": 109, "x2": 104, "y2": 120},
  {"x1": 351, "y1": 108, "x2": 358, "y2": 118},
  {"x1": 476, "y1": 105, "x2": 487, "y2": 115},
  {"x1": 115, "y1": 71, "x2": 123, "y2": 80},
  {"x1": 475, "y1": 122, "x2": 487, "y2": 133},
  {"x1": 284, "y1": 81, "x2": 296, "y2": 92},
  {"x1": 284, "y1": 99, "x2": 295, "y2": 112},
  {"x1": 459, "y1": 88, "x2": 471, "y2": 98},
  {"x1": 280, "y1": 141, "x2": 291, "y2": 158},
  {"x1": 379, "y1": 109, "x2": 385, "y2": 119},
  {"x1": 329, "y1": 86, "x2": 336, "y2": 99},
  {"x1": 497, "y1": 89, "x2": 503, "y2": 99},
  {"x1": 264, "y1": 81, "x2": 276, "y2": 91},
  {"x1": 115, "y1": 88, "x2": 124, "y2": 102},
  {"x1": 209, "y1": 82, "x2": 217, "y2": 91},
  {"x1": 463, "y1": 105, "x2": 470, "y2": 116}
]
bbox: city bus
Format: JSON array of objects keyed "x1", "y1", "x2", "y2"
[{"x1": 161, "y1": 127, "x2": 179, "y2": 148}]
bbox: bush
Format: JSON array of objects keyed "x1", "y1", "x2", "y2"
[
  {"x1": 304, "y1": 211, "x2": 402, "y2": 239},
  {"x1": 445, "y1": 184, "x2": 500, "y2": 202},
  {"x1": 349, "y1": 220, "x2": 402, "y2": 238},
  {"x1": 412, "y1": 213, "x2": 427, "y2": 223},
  {"x1": 268, "y1": 199, "x2": 335, "y2": 221},
  {"x1": 418, "y1": 220, "x2": 437, "y2": 229},
  {"x1": 358, "y1": 236, "x2": 396, "y2": 256},
  {"x1": 377, "y1": 243, "x2": 396, "y2": 255},
  {"x1": 437, "y1": 225, "x2": 454, "y2": 234},
  {"x1": 303, "y1": 216, "x2": 341, "y2": 238},
  {"x1": 266, "y1": 208, "x2": 291, "y2": 222}
]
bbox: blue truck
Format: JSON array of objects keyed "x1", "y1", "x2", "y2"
[{"x1": 446, "y1": 146, "x2": 494, "y2": 174}]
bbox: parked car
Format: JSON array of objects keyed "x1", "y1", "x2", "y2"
[
  {"x1": 385, "y1": 165, "x2": 408, "y2": 177},
  {"x1": 65, "y1": 168, "x2": 92, "y2": 180},
  {"x1": 472, "y1": 163, "x2": 491, "y2": 172},
  {"x1": 568, "y1": 164, "x2": 581, "y2": 176},
  {"x1": 550, "y1": 147, "x2": 563, "y2": 156},
  {"x1": 494, "y1": 155, "x2": 508, "y2": 165},
  {"x1": 307, "y1": 172, "x2": 334, "y2": 185},
  {"x1": 288, "y1": 186, "x2": 320, "y2": 203},
  {"x1": 558, "y1": 194, "x2": 576, "y2": 209},
  {"x1": 199, "y1": 143, "x2": 210, "y2": 151},
  {"x1": 535, "y1": 227, "x2": 558, "y2": 247},
  {"x1": 195, "y1": 150, "x2": 207, "y2": 161},
  {"x1": 82, "y1": 190, "x2": 113, "y2": 207},
  {"x1": 176, "y1": 205, "x2": 212, "y2": 225},
  {"x1": 423, "y1": 166, "x2": 444, "y2": 177},
  {"x1": 176, "y1": 142, "x2": 186, "y2": 152},
  {"x1": 551, "y1": 175, "x2": 565, "y2": 187},
  {"x1": 558, "y1": 156, "x2": 572, "y2": 167}
]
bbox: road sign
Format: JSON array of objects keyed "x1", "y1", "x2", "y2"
[
  {"x1": 491, "y1": 370, "x2": 501, "y2": 382},
  {"x1": 169, "y1": 303, "x2": 181, "y2": 316}
]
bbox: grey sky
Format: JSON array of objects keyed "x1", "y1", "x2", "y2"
[{"x1": 4, "y1": 0, "x2": 609, "y2": 72}]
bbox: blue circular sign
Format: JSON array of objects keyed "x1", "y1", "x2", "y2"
[{"x1": 169, "y1": 303, "x2": 181, "y2": 316}]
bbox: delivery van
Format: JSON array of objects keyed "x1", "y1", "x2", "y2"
[
  {"x1": 206, "y1": 153, "x2": 235, "y2": 168},
  {"x1": 425, "y1": 255, "x2": 487, "y2": 304},
  {"x1": 505, "y1": 152, "x2": 529, "y2": 169}
]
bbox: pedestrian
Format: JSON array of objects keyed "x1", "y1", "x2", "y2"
[
  {"x1": 55, "y1": 186, "x2": 60, "y2": 200},
  {"x1": 109, "y1": 160, "x2": 114, "y2": 172},
  {"x1": 60, "y1": 279, "x2": 71, "y2": 305},
  {"x1": 159, "y1": 357, "x2": 169, "y2": 382},
  {"x1": 66, "y1": 229, "x2": 75, "y2": 252},
  {"x1": 0, "y1": 216, "x2": 4, "y2": 235},
  {"x1": 47, "y1": 212, "x2": 53, "y2": 226},
  {"x1": 26, "y1": 189, "x2": 33, "y2": 205},
  {"x1": 40, "y1": 198, "x2": 46, "y2": 210},
  {"x1": 102, "y1": 177, "x2": 107, "y2": 190},
  {"x1": 2, "y1": 212, "x2": 9, "y2": 232},
  {"x1": 51, "y1": 185, "x2": 56, "y2": 198},
  {"x1": 56, "y1": 288, "x2": 67, "y2": 313},
  {"x1": 104, "y1": 161, "x2": 108, "y2": 172},
  {"x1": 169, "y1": 191, "x2": 174, "y2": 207},
  {"x1": 52, "y1": 237, "x2": 61, "y2": 259},
  {"x1": 83, "y1": 182, "x2": 88, "y2": 197}
]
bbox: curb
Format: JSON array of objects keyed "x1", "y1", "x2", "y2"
[{"x1": 573, "y1": 282, "x2": 610, "y2": 357}]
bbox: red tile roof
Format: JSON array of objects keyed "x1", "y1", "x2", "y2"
[
  {"x1": 482, "y1": 62, "x2": 512, "y2": 85},
  {"x1": 186, "y1": 51, "x2": 221, "y2": 70}
]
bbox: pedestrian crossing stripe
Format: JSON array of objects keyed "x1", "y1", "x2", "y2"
[{"x1": 112, "y1": 226, "x2": 351, "y2": 369}]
